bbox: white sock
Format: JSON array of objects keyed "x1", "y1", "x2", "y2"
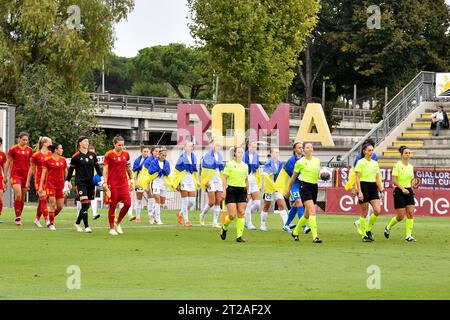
[
  {"x1": 136, "y1": 200, "x2": 142, "y2": 219},
  {"x1": 76, "y1": 201, "x2": 81, "y2": 213},
  {"x1": 251, "y1": 200, "x2": 261, "y2": 213},
  {"x1": 181, "y1": 197, "x2": 189, "y2": 222},
  {"x1": 201, "y1": 203, "x2": 211, "y2": 216},
  {"x1": 367, "y1": 205, "x2": 373, "y2": 223},
  {"x1": 245, "y1": 200, "x2": 253, "y2": 226},
  {"x1": 154, "y1": 203, "x2": 161, "y2": 222},
  {"x1": 261, "y1": 211, "x2": 268, "y2": 224},
  {"x1": 91, "y1": 198, "x2": 97, "y2": 217},
  {"x1": 188, "y1": 197, "x2": 196, "y2": 211},
  {"x1": 279, "y1": 209, "x2": 288, "y2": 225},
  {"x1": 148, "y1": 198, "x2": 155, "y2": 217},
  {"x1": 212, "y1": 205, "x2": 220, "y2": 224}
]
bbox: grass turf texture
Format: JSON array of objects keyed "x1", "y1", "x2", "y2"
[{"x1": 0, "y1": 207, "x2": 449, "y2": 300}]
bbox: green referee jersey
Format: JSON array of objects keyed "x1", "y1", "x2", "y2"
[
  {"x1": 293, "y1": 156, "x2": 321, "y2": 184},
  {"x1": 392, "y1": 161, "x2": 414, "y2": 188},
  {"x1": 354, "y1": 158, "x2": 380, "y2": 182},
  {"x1": 224, "y1": 160, "x2": 248, "y2": 187}
]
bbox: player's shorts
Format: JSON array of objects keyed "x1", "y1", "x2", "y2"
[
  {"x1": 46, "y1": 188, "x2": 65, "y2": 200},
  {"x1": 393, "y1": 187, "x2": 415, "y2": 209},
  {"x1": 300, "y1": 181, "x2": 318, "y2": 204},
  {"x1": 263, "y1": 191, "x2": 284, "y2": 202},
  {"x1": 152, "y1": 178, "x2": 168, "y2": 198},
  {"x1": 290, "y1": 180, "x2": 301, "y2": 201},
  {"x1": 358, "y1": 182, "x2": 380, "y2": 204},
  {"x1": 207, "y1": 176, "x2": 223, "y2": 192},
  {"x1": 109, "y1": 186, "x2": 131, "y2": 207},
  {"x1": 10, "y1": 175, "x2": 27, "y2": 188},
  {"x1": 225, "y1": 186, "x2": 247, "y2": 204},
  {"x1": 135, "y1": 186, "x2": 145, "y2": 193},
  {"x1": 75, "y1": 184, "x2": 95, "y2": 201},
  {"x1": 247, "y1": 174, "x2": 259, "y2": 194},
  {"x1": 180, "y1": 173, "x2": 196, "y2": 192}
]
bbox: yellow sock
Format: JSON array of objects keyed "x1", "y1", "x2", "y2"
[
  {"x1": 366, "y1": 213, "x2": 378, "y2": 232},
  {"x1": 360, "y1": 217, "x2": 367, "y2": 238},
  {"x1": 293, "y1": 216, "x2": 308, "y2": 236},
  {"x1": 236, "y1": 218, "x2": 245, "y2": 238},
  {"x1": 223, "y1": 216, "x2": 232, "y2": 231},
  {"x1": 405, "y1": 218, "x2": 414, "y2": 238},
  {"x1": 309, "y1": 215, "x2": 318, "y2": 239}
]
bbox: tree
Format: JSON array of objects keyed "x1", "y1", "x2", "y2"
[
  {"x1": 16, "y1": 65, "x2": 108, "y2": 156},
  {"x1": 133, "y1": 43, "x2": 212, "y2": 99},
  {"x1": 187, "y1": 0, "x2": 320, "y2": 107},
  {"x1": 0, "y1": 0, "x2": 134, "y2": 150}
]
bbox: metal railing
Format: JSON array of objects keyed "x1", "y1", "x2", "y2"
[
  {"x1": 90, "y1": 92, "x2": 375, "y2": 122},
  {"x1": 336, "y1": 71, "x2": 437, "y2": 167}
]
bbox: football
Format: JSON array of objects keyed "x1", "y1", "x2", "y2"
[{"x1": 319, "y1": 167, "x2": 331, "y2": 181}]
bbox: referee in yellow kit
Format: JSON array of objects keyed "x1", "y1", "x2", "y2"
[
  {"x1": 220, "y1": 146, "x2": 249, "y2": 243},
  {"x1": 384, "y1": 146, "x2": 417, "y2": 242}
]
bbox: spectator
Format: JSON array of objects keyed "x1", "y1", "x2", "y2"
[{"x1": 430, "y1": 105, "x2": 449, "y2": 136}]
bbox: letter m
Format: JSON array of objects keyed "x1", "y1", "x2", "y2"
[{"x1": 249, "y1": 104, "x2": 290, "y2": 146}]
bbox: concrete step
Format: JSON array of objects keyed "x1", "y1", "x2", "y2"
[
  {"x1": 392, "y1": 140, "x2": 424, "y2": 147},
  {"x1": 424, "y1": 109, "x2": 450, "y2": 113},
  {"x1": 378, "y1": 156, "x2": 449, "y2": 167},
  {"x1": 421, "y1": 112, "x2": 450, "y2": 119},
  {"x1": 383, "y1": 148, "x2": 450, "y2": 157},
  {"x1": 401, "y1": 131, "x2": 432, "y2": 137},
  {"x1": 411, "y1": 122, "x2": 432, "y2": 128},
  {"x1": 396, "y1": 136, "x2": 450, "y2": 146}
]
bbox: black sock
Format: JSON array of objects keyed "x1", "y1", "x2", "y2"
[
  {"x1": 76, "y1": 207, "x2": 83, "y2": 225},
  {"x1": 81, "y1": 204, "x2": 90, "y2": 227}
]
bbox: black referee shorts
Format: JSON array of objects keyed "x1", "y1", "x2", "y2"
[
  {"x1": 76, "y1": 184, "x2": 95, "y2": 201},
  {"x1": 300, "y1": 181, "x2": 318, "y2": 204},
  {"x1": 225, "y1": 186, "x2": 247, "y2": 204},
  {"x1": 393, "y1": 187, "x2": 415, "y2": 209},
  {"x1": 358, "y1": 182, "x2": 380, "y2": 204}
]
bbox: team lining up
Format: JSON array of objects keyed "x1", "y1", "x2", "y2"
[{"x1": 0, "y1": 133, "x2": 417, "y2": 242}]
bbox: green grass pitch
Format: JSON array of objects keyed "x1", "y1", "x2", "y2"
[{"x1": 0, "y1": 207, "x2": 449, "y2": 300}]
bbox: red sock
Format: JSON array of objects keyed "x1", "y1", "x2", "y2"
[
  {"x1": 108, "y1": 206, "x2": 116, "y2": 229},
  {"x1": 0, "y1": 201, "x2": 3, "y2": 216},
  {"x1": 49, "y1": 211, "x2": 55, "y2": 226},
  {"x1": 36, "y1": 200, "x2": 42, "y2": 220},
  {"x1": 55, "y1": 208, "x2": 62, "y2": 217},
  {"x1": 117, "y1": 205, "x2": 130, "y2": 225},
  {"x1": 14, "y1": 200, "x2": 21, "y2": 218},
  {"x1": 40, "y1": 198, "x2": 49, "y2": 220},
  {"x1": 20, "y1": 200, "x2": 25, "y2": 214}
]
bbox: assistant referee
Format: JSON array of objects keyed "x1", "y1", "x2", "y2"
[{"x1": 220, "y1": 146, "x2": 249, "y2": 243}]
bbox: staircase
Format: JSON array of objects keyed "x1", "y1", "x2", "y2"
[
  {"x1": 378, "y1": 108, "x2": 450, "y2": 167},
  {"x1": 337, "y1": 71, "x2": 450, "y2": 168}
]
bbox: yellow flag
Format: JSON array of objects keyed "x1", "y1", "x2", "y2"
[
  {"x1": 171, "y1": 169, "x2": 187, "y2": 189},
  {"x1": 263, "y1": 174, "x2": 275, "y2": 194},
  {"x1": 254, "y1": 169, "x2": 262, "y2": 189},
  {"x1": 344, "y1": 167, "x2": 356, "y2": 191},
  {"x1": 201, "y1": 168, "x2": 216, "y2": 189},
  {"x1": 274, "y1": 168, "x2": 291, "y2": 196}
]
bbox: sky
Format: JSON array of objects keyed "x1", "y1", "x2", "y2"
[
  {"x1": 113, "y1": 0, "x2": 450, "y2": 58},
  {"x1": 113, "y1": 0, "x2": 194, "y2": 57}
]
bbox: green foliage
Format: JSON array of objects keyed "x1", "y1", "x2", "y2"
[
  {"x1": 0, "y1": 0, "x2": 134, "y2": 151},
  {"x1": 133, "y1": 43, "x2": 212, "y2": 99},
  {"x1": 188, "y1": 0, "x2": 320, "y2": 107},
  {"x1": 15, "y1": 65, "x2": 108, "y2": 156},
  {"x1": 130, "y1": 82, "x2": 171, "y2": 97}
]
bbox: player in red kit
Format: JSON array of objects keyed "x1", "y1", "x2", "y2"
[
  {"x1": 39, "y1": 143, "x2": 68, "y2": 231},
  {"x1": 28, "y1": 137, "x2": 52, "y2": 228},
  {"x1": 0, "y1": 137, "x2": 8, "y2": 224},
  {"x1": 5, "y1": 132, "x2": 33, "y2": 225},
  {"x1": 103, "y1": 136, "x2": 133, "y2": 236}
]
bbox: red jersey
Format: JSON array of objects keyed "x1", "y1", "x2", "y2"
[
  {"x1": 44, "y1": 157, "x2": 67, "y2": 189},
  {"x1": 8, "y1": 145, "x2": 33, "y2": 178},
  {"x1": 32, "y1": 151, "x2": 52, "y2": 187},
  {"x1": 103, "y1": 150, "x2": 130, "y2": 188},
  {"x1": 0, "y1": 151, "x2": 7, "y2": 180}
]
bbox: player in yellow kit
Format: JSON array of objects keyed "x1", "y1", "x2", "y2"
[
  {"x1": 384, "y1": 146, "x2": 417, "y2": 242},
  {"x1": 286, "y1": 142, "x2": 322, "y2": 243},
  {"x1": 355, "y1": 143, "x2": 384, "y2": 242}
]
